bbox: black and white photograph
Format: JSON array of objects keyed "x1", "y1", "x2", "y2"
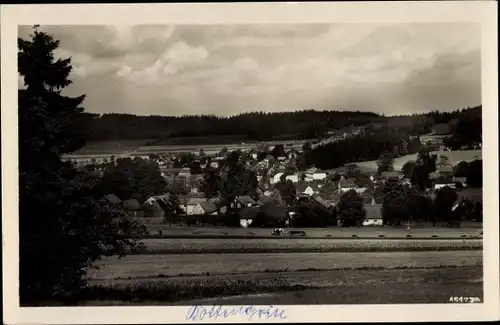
[{"x1": 2, "y1": 2, "x2": 499, "y2": 324}]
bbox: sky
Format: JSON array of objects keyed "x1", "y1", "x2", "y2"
[{"x1": 18, "y1": 23, "x2": 481, "y2": 116}]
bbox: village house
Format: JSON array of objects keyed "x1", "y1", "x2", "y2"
[
  {"x1": 434, "y1": 176, "x2": 456, "y2": 190},
  {"x1": 230, "y1": 195, "x2": 258, "y2": 210},
  {"x1": 304, "y1": 167, "x2": 327, "y2": 182},
  {"x1": 338, "y1": 177, "x2": 367, "y2": 194},
  {"x1": 181, "y1": 198, "x2": 219, "y2": 216},
  {"x1": 297, "y1": 182, "x2": 321, "y2": 196},
  {"x1": 363, "y1": 204, "x2": 383, "y2": 226}
]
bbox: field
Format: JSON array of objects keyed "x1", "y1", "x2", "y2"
[
  {"x1": 81, "y1": 266, "x2": 482, "y2": 305},
  {"x1": 142, "y1": 226, "x2": 483, "y2": 239},
  {"x1": 353, "y1": 149, "x2": 482, "y2": 172},
  {"x1": 68, "y1": 138, "x2": 308, "y2": 157},
  {"x1": 70, "y1": 140, "x2": 155, "y2": 156},
  {"x1": 87, "y1": 250, "x2": 482, "y2": 285},
  {"x1": 131, "y1": 238, "x2": 482, "y2": 254},
  {"x1": 174, "y1": 266, "x2": 482, "y2": 305}
]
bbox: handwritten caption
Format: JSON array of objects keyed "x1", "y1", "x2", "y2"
[{"x1": 186, "y1": 305, "x2": 288, "y2": 322}]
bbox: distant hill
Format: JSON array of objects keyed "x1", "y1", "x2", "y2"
[{"x1": 74, "y1": 105, "x2": 481, "y2": 144}]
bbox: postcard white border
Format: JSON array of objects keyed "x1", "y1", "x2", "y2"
[{"x1": 2, "y1": 1, "x2": 499, "y2": 324}]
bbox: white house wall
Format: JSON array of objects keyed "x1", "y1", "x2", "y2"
[{"x1": 186, "y1": 204, "x2": 204, "y2": 215}]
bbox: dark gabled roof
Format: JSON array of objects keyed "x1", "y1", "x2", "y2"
[
  {"x1": 102, "y1": 194, "x2": 121, "y2": 205},
  {"x1": 239, "y1": 206, "x2": 261, "y2": 219},
  {"x1": 364, "y1": 204, "x2": 382, "y2": 219},
  {"x1": 122, "y1": 199, "x2": 141, "y2": 210},
  {"x1": 200, "y1": 201, "x2": 218, "y2": 214},
  {"x1": 236, "y1": 195, "x2": 257, "y2": 206}
]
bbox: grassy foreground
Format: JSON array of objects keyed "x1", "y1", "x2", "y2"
[{"x1": 78, "y1": 266, "x2": 482, "y2": 305}]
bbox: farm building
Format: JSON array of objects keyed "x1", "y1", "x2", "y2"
[{"x1": 363, "y1": 204, "x2": 383, "y2": 226}]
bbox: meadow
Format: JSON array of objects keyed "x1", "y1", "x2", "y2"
[
  {"x1": 70, "y1": 140, "x2": 155, "y2": 155},
  {"x1": 353, "y1": 149, "x2": 482, "y2": 172},
  {"x1": 87, "y1": 250, "x2": 482, "y2": 285},
  {"x1": 172, "y1": 266, "x2": 482, "y2": 305},
  {"x1": 80, "y1": 266, "x2": 482, "y2": 305}
]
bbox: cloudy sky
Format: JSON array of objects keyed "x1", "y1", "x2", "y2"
[{"x1": 18, "y1": 23, "x2": 481, "y2": 116}]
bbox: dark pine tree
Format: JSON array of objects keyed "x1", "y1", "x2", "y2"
[{"x1": 18, "y1": 26, "x2": 147, "y2": 305}]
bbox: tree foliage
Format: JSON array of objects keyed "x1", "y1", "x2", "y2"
[
  {"x1": 275, "y1": 179, "x2": 297, "y2": 207},
  {"x1": 377, "y1": 151, "x2": 395, "y2": 173},
  {"x1": 408, "y1": 150, "x2": 437, "y2": 190},
  {"x1": 380, "y1": 180, "x2": 434, "y2": 226},
  {"x1": 100, "y1": 157, "x2": 166, "y2": 203},
  {"x1": 433, "y1": 187, "x2": 458, "y2": 225},
  {"x1": 337, "y1": 190, "x2": 365, "y2": 227},
  {"x1": 18, "y1": 26, "x2": 146, "y2": 305},
  {"x1": 294, "y1": 198, "x2": 335, "y2": 227}
]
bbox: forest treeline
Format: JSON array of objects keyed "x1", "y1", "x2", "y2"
[{"x1": 74, "y1": 105, "x2": 481, "y2": 143}]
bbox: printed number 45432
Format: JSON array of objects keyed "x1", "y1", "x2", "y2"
[{"x1": 449, "y1": 296, "x2": 481, "y2": 303}]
